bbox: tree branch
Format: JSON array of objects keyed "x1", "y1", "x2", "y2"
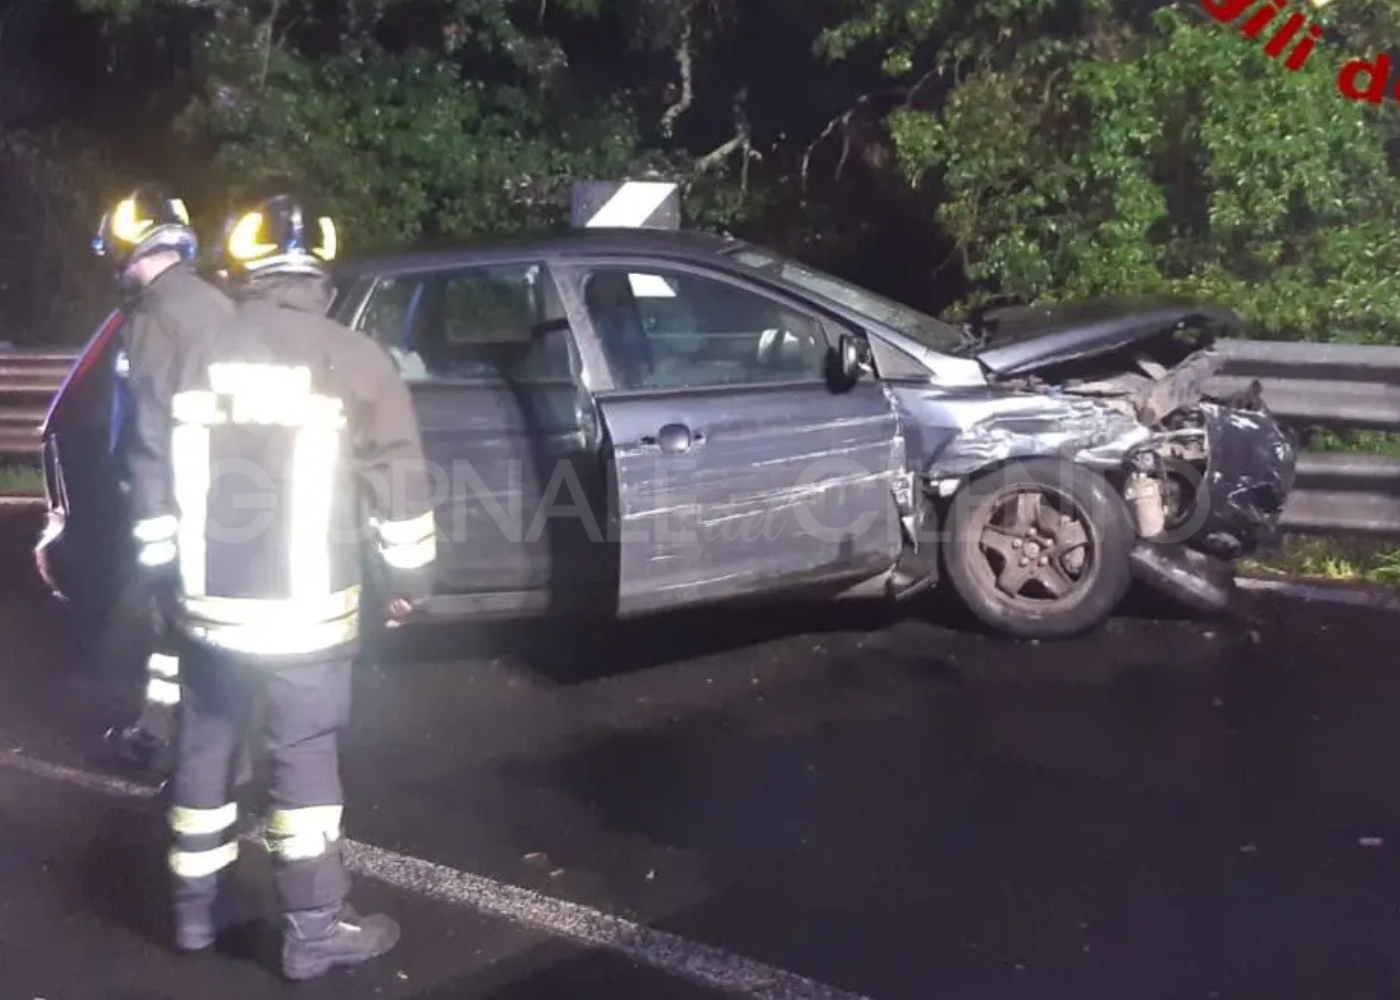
[
  {"x1": 694, "y1": 134, "x2": 743, "y2": 172},
  {"x1": 660, "y1": 16, "x2": 694, "y2": 139},
  {"x1": 800, "y1": 62, "x2": 953, "y2": 199},
  {"x1": 905, "y1": 66, "x2": 941, "y2": 109},
  {"x1": 256, "y1": 0, "x2": 283, "y2": 92},
  {"x1": 693, "y1": 87, "x2": 759, "y2": 188},
  {"x1": 801, "y1": 108, "x2": 852, "y2": 197}
]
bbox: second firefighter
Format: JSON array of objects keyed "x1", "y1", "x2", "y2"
[{"x1": 126, "y1": 192, "x2": 437, "y2": 980}]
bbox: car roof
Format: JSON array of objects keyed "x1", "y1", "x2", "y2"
[{"x1": 331, "y1": 227, "x2": 749, "y2": 278}]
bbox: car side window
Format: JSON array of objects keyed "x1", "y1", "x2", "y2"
[
  {"x1": 359, "y1": 277, "x2": 418, "y2": 347},
  {"x1": 357, "y1": 263, "x2": 575, "y2": 384},
  {"x1": 580, "y1": 267, "x2": 829, "y2": 392}
]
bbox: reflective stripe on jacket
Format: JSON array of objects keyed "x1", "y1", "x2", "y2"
[{"x1": 128, "y1": 274, "x2": 435, "y2": 663}]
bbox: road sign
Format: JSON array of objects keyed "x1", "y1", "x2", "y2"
[{"x1": 571, "y1": 181, "x2": 680, "y2": 229}]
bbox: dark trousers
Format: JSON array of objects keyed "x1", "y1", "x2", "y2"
[{"x1": 170, "y1": 647, "x2": 353, "y2": 916}]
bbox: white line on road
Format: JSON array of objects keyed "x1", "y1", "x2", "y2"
[
  {"x1": 0, "y1": 749, "x2": 876, "y2": 1000},
  {"x1": 0, "y1": 496, "x2": 43, "y2": 506},
  {"x1": 1, "y1": 749, "x2": 161, "y2": 799}
]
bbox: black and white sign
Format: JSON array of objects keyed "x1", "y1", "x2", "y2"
[{"x1": 570, "y1": 181, "x2": 681, "y2": 229}]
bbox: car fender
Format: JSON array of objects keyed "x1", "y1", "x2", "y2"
[{"x1": 887, "y1": 383, "x2": 1150, "y2": 492}]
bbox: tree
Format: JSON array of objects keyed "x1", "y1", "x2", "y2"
[
  {"x1": 817, "y1": 0, "x2": 1400, "y2": 343},
  {"x1": 65, "y1": 0, "x2": 767, "y2": 248}
]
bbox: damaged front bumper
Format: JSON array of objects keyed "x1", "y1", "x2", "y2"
[
  {"x1": 1189, "y1": 402, "x2": 1297, "y2": 561},
  {"x1": 1127, "y1": 402, "x2": 1297, "y2": 613},
  {"x1": 902, "y1": 384, "x2": 1298, "y2": 613}
]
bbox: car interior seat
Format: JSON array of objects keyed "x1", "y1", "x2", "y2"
[{"x1": 584, "y1": 271, "x2": 653, "y2": 389}]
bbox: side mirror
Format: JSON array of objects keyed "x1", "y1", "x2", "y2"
[{"x1": 838, "y1": 333, "x2": 865, "y2": 385}]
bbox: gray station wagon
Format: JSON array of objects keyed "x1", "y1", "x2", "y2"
[{"x1": 35, "y1": 227, "x2": 1296, "y2": 642}]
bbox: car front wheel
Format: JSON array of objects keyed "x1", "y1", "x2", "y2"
[{"x1": 942, "y1": 458, "x2": 1133, "y2": 640}]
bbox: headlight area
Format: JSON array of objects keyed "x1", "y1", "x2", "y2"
[
  {"x1": 1117, "y1": 422, "x2": 1210, "y2": 543},
  {"x1": 1192, "y1": 402, "x2": 1298, "y2": 559},
  {"x1": 1116, "y1": 402, "x2": 1297, "y2": 560}
]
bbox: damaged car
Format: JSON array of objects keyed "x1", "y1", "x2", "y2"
[
  {"x1": 725, "y1": 247, "x2": 1296, "y2": 637},
  {"x1": 35, "y1": 228, "x2": 1296, "y2": 645},
  {"x1": 863, "y1": 294, "x2": 1297, "y2": 637}
]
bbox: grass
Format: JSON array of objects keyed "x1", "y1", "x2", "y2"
[
  {"x1": 1245, "y1": 536, "x2": 1400, "y2": 586},
  {"x1": 0, "y1": 464, "x2": 44, "y2": 496},
  {"x1": 1307, "y1": 428, "x2": 1400, "y2": 458},
  {"x1": 1240, "y1": 429, "x2": 1400, "y2": 585}
]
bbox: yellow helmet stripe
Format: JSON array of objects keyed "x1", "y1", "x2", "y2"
[
  {"x1": 227, "y1": 211, "x2": 278, "y2": 261},
  {"x1": 111, "y1": 197, "x2": 154, "y2": 244},
  {"x1": 315, "y1": 217, "x2": 337, "y2": 261}
]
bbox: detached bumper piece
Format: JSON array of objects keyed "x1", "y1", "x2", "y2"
[
  {"x1": 1193, "y1": 402, "x2": 1298, "y2": 560},
  {"x1": 1130, "y1": 540, "x2": 1237, "y2": 615}
]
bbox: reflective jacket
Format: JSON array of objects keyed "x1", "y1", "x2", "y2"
[
  {"x1": 111, "y1": 264, "x2": 234, "y2": 472},
  {"x1": 126, "y1": 274, "x2": 436, "y2": 664}
]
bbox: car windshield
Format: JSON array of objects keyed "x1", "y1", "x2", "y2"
[{"x1": 725, "y1": 246, "x2": 966, "y2": 354}]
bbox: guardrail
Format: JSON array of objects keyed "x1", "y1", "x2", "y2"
[
  {"x1": 2, "y1": 338, "x2": 1398, "y2": 535},
  {"x1": 0, "y1": 352, "x2": 70, "y2": 458},
  {"x1": 1208, "y1": 339, "x2": 1400, "y2": 538}
]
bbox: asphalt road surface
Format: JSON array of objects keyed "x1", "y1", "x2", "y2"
[{"x1": 5, "y1": 506, "x2": 1400, "y2": 1000}]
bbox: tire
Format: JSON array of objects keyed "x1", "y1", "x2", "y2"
[{"x1": 941, "y1": 457, "x2": 1133, "y2": 640}]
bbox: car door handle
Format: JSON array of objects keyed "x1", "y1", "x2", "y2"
[{"x1": 640, "y1": 423, "x2": 703, "y2": 453}]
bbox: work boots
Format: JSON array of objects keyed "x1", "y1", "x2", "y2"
[{"x1": 281, "y1": 904, "x2": 401, "y2": 981}]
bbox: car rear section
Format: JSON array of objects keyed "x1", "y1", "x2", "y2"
[{"x1": 34, "y1": 309, "x2": 129, "y2": 609}]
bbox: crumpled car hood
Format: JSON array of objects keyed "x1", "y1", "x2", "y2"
[{"x1": 966, "y1": 297, "x2": 1244, "y2": 377}]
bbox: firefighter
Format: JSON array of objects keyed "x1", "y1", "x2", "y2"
[
  {"x1": 92, "y1": 184, "x2": 234, "y2": 774},
  {"x1": 125, "y1": 192, "x2": 436, "y2": 979}
]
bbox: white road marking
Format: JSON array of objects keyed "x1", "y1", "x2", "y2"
[
  {"x1": 0, "y1": 496, "x2": 43, "y2": 506},
  {"x1": 0, "y1": 748, "x2": 876, "y2": 1000},
  {"x1": 1, "y1": 750, "x2": 162, "y2": 798}
]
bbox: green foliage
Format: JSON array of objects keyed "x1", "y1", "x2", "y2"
[
  {"x1": 61, "y1": 0, "x2": 751, "y2": 254},
  {"x1": 821, "y1": 0, "x2": 1400, "y2": 340},
  {"x1": 1247, "y1": 534, "x2": 1400, "y2": 585},
  {"x1": 1308, "y1": 429, "x2": 1400, "y2": 457},
  {"x1": 178, "y1": 51, "x2": 650, "y2": 251},
  {"x1": 0, "y1": 464, "x2": 43, "y2": 496},
  {"x1": 31, "y1": 0, "x2": 1400, "y2": 353},
  {"x1": 0, "y1": 130, "x2": 116, "y2": 344}
]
